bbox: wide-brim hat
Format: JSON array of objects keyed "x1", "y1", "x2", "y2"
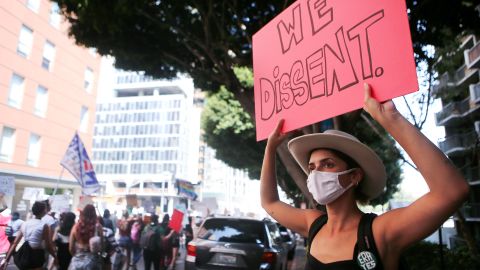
[{"x1": 287, "y1": 130, "x2": 386, "y2": 200}]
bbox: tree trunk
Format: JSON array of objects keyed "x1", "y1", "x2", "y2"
[
  {"x1": 277, "y1": 142, "x2": 315, "y2": 206},
  {"x1": 232, "y1": 84, "x2": 316, "y2": 207},
  {"x1": 455, "y1": 210, "x2": 480, "y2": 259}
]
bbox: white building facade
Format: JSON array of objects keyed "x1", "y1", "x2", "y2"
[{"x1": 92, "y1": 71, "x2": 198, "y2": 214}]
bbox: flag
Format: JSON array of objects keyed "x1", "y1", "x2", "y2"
[
  {"x1": 176, "y1": 179, "x2": 198, "y2": 200},
  {"x1": 60, "y1": 133, "x2": 100, "y2": 195}
]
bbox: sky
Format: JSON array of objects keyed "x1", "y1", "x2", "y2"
[{"x1": 393, "y1": 93, "x2": 445, "y2": 201}]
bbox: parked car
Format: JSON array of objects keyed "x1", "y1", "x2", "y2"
[
  {"x1": 185, "y1": 217, "x2": 288, "y2": 270},
  {"x1": 277, "y1": 223, "x2": 296, "y2": 260}
]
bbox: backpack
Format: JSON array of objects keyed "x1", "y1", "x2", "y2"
[
  {"x1": 140, "y1": 225, "x2": 158, "y2": 251},
  {"x1": 131, "y1": 221, "x2": 142, "y2": 244}
]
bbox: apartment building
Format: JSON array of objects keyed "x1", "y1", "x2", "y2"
[
  {"x1": 433, "y1": 33, "x2": 480, "y2": 247},
  {"x1": 0, "y1": 0, "x2": 101, "y2": 213}
]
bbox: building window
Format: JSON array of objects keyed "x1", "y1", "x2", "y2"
[
  {"x1": 49, "y1": 3, "x2": 61, "y2": 28},
  {"x1": 17, "y1": 25, "x2": 33, "y2": 58},
  {"x1": 26, "y1": 0, "x2": 40, "y2": 13},
  {"x1": 34, "y1": 86, "x2": 49, "y2": 117},
  {"x1": 27, "y1": 133, "x2": 41, "y2": 166},
  {"x1": 84, "y1": 67, "x2": 94, "y2": 92},
  {"x1": 8, "y1": 74, "x2": 25, "y2": 109},
  {"x1": 0, "y1": 127, "x2": 16, "y2": 162},
  {"x1": 80, "y1": 106, "x2": 89, "y2": 132},
  {"x1": 42, "y1": 41, "x2": 56, "y2": 70}
]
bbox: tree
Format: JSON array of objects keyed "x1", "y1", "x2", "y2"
[{"x1": 52, "y1": 0, "x2": 479, "y2": 206}]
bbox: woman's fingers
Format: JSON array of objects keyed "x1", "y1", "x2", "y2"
[
  {"x1": 273, "y1": 119, "x2": 285, "y2": 136},
  {"x1": 363, "y1": 83, "x2": 379, "y2": 114}
]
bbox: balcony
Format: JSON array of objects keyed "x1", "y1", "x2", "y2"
[
  {"x1": 434, "y1": 98, "x2": 471, "y2": 126},
  {"x1": 466, "y1": 41, "x2": 480, "y2": 69},
  {"x1": 432, "y1": 72, "x2": 454, "y2": 96},
  {"x1": 438, "y1": 131, "x2": 478, "y2": 157},
  {"x1": 461, "y1": 166, "x2": 480, "y2": 185},
  {"x1": 460, "y1": 203, "x2": 480, "y2": 222},
  {"x1": 470, "y1": 83, "x2": 480, "y2": 104},
  {"x1": 453, "y1": 64, "x2": 479, "y2": 89}
]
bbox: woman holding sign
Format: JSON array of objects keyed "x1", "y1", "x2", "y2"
[{"x1": 260, "y1": 83, "x2": 469, "y2": 270}]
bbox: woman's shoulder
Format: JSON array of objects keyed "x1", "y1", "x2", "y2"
[{"x1": 302, "y1": 209, "x2": 326, "y2": 233}]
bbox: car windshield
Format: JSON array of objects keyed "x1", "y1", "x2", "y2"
[{"x1": 198, "y1": 219, "x2": 266, "y2": 244}]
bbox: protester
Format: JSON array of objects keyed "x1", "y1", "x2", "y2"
[
  {"x1": 117, "y1": 211, "x2": 132, "y2": 269},
  {"x1": 102, "y1": 210, "x2": 115, "y2": 232},
  {"x1": 68, "y1": 204, "x2": 103, "y2": 270},
  {"x1": 5, "y1": 212, "x2": 23, "y2": 245},
  {"x1": 260, "y1": 83, "x2": 470, "y2": 269},
  {"x1": 141, "y1": 214, "x2": 164, "y2": 270},
  {"x1": 97, "y1": 217, "x2": 118, "y2": 270},
  {"x1": 53, "y1": 212, "x2": 76, "y2": 270},
  {"x1": 1, "y1": 201, "x2": 58, "y2": 270},
  {"x1": 159, "y1": 214, "x2": 174, "y2": 269},
  {"x1": 129, "y1": 216, "x2": 143, "y2": 269},
  {"x1": 183, "y1": 216, "x2": 193, "y2": 247},
  {"x1": 169, "y1": 231, "x2": 180, "y2": 270},
  {"x1": 42, "y1": 200, "x2": 58, "y2": 232}
]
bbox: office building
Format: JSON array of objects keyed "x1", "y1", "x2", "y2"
[
  {"x1": 92, "y1": 71, "x2": 196, "y2": 214},
  {"x1": 0, "y1": 0, "x2": 101, "y2": 214}
]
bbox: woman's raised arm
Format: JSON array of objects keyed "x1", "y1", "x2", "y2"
[
  {"x1": 260, "y1": 119, "x2": 322, "y2": 237},
  {"x1": 363, "y1": 83, "x2": 469, "y2": 251}
]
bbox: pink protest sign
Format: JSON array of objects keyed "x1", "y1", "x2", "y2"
[
  {"x1": 253, "y1": 0, "x2": 418, "y2": 140},
  {"x1": 168, "y1": 209, "x2": 185, "y2": 233}
]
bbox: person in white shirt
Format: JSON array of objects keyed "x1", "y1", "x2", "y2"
[
  {"x1": 1, "y1": 201, "x2": 58, "y2": 270},
  {"x1": 6, "y1": 212, "x2": 24, "y2": 244}
]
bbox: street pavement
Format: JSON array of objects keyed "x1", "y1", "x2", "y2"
[
  {"x1": 3, "y1": 244, "x2": 307, "y2": 270},
  {"x1": 289, "y1": 244, "x2": 307, "y2": 270}
]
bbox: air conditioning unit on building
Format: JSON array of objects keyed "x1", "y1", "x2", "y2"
[{"x1": 475, "y1": 121, "x2": 480, "y2": 136}]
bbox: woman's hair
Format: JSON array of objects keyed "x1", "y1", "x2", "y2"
[
  {"x1": 161, "y1": 214, "x2": 170, "y2": 226},
  {"x1": 75, "y1": 204, "x2": 97, "y2": 244},
  {"x1": 59, "y1": 212, "x2": 76, "y2": 236},
  {"x1": 151, "y1": 214, "x2": 159, "y2": 225},
  {"x1": 31, "y1": 201, "x2": 46, "y2": 217},
  {"x1": 310, "y1": 148, "x2": 370, "y2": 205}
]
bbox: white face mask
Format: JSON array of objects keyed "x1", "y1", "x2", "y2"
[{"x1": 307, "y1": 168, "x2": 357, "y2": 205}]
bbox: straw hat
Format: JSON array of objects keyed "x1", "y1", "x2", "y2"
[{"x1": 287, "y1": 130, "x2": 386, "y2": 200}]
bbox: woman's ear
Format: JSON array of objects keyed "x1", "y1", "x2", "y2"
[{"x1": 352, "y1": 168, "x2": 365, "y2": 186}]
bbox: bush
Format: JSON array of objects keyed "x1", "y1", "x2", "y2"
[{"x1": 403, "y1": 241, "x2": 480, "y2": 270}]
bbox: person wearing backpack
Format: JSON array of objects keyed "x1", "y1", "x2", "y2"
[
  {"x1": 140, "y1": 215, "x2": 164, "y2": 270},
  {"x1": 5, "y1": 212, "x2": 23, "y2": 245},
  {"x1": 129, "y1": 217, "x2": 143, "y2": 270},
  {"x1": 1, "y1": 202, "x2": 58, "y2": 270}
]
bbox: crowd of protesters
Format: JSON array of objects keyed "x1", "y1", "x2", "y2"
[{"x1": 1, "y1": 201, "x2": 193, "y2": 270}]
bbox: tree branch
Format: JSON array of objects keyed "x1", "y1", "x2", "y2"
[{"x1": 360, "y1": 113, "x2": 418, "y2": 171}]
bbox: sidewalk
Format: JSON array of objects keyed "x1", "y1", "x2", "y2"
[{"x1": 3, "y1": 246, "x2": 187, "y2": 270}]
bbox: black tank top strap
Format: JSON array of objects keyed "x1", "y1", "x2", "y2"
[
  {"x1": 356, "y1": 213, "x2": 384, "y2": 270},
  {"x1": 307, "y1": 214, "x2": 328, "y2": 253}
]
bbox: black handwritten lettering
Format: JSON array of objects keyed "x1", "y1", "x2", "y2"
[
  {"x1": 260, "y1": 9, "x2": 385, "y2": 120},
  {"x1": 277, "y1": 4, "x2": 304, "y2": 54},
  {"x1": 280, "y1": 73, "x2": 294, "y2": 109},
  {"x1": 260, "y1": 78, "x2": 275, "y2": 120},
  {"x1": 306, "y1": 48, "x2": 326, "y2": 99},
  {"x1": 324, "y1": 27, "x2": 358, "y2": 96},
  {"x1": 290, "y1": 61, "x2": 309, "y2": 106},
  {"x1": 347, "y1": 10, "x2": 385, "y2": 79},
  {"x1": 307, "y1": 0, "x2": 333, "y2": 36}
]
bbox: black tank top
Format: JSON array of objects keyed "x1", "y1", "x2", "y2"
[{"x1": 304, "y1": 214, "x2": 385, "y2": 270}]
